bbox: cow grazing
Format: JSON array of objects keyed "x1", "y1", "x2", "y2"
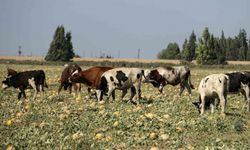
[
  {"x1": 96, "y1": 67, "x2": 144, "y2": 104},
  {"x1": 58, "y1": 63, "x2": 82, "y2": 94},
  {"x1": 68, "y1": 66, "x2": 113, "y2": 97},
  {"x1": 2, "y1": 70, "x2": 47, "y2": 100},
  {"x1": 225, "y1": 72, "x2": 250, "y2": 111},
  {"x1": 195, "y1": 74, "x2": 229, "y2": 115},
  {"x1": 194, "y1": 72, "x2": 250, "y2": 115},
  {"x1": 145, "y1": 66, "x2": 194, "y2": 96}
]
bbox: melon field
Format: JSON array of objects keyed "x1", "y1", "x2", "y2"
[{"x1": 1, "y1": 63, "x2": 250, "y2": 149}]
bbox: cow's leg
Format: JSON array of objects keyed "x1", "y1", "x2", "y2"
[
  {"x1": 200, "y1": 95, "x2": 206, "y2": 115},
  {"x1": 58, "y1": 84, "x2": 63, "y2": 94},
  {"x1": 129, "y1": 86, "x2": 136, "y2": 103},
  {"x1": 210, "y1": 98, "x2": 215, "y2": 113},
  {"x1": 218, "y1": 94, "x2": 226, "y2": 115},
  {"x1": 28, "y1": 78, "x2": 37, "y2": 100},
  {"x1": 111, "y1": 90, "x2": 115, "y2": 102},
  {"x1": 121, "y1": 89, "x2": 127, "y2": 100},
  {"x1": 135, "y1": 85, "x2": 141, "y2": 104},
  {"x1": 18, "y1": 90, "x2": 22, "y2": 100},
  {"x1": 22, "y1": 90, "x2": 26, "y2": 99},
  {"x1": 179, "y1": 82, "x2": 185, "y2": 96},
  {"x1": 39, "y1": 85, "x2": 44, "y2": 100},
  {"x1": 96, "y1": 90, "x2": 103, "y2": 102},
  {"x1": 241, "y1": 90, "x2": 250, "y2": 111},
  {"x1": 69, "y1": 84, "x2": 72, "y2": 94},
  {"x1": 107, "y1": 86, "x2": 115, "y2": 102},
  {"x1": 185, "y1": 81, "x2": 192, "y2": 96}
]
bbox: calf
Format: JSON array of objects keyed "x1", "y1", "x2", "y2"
[
  {"x1": 145, "y1": 66, "x2": 194, "y2": 96},
  {"x1": 2, "y1": 70, "x2": 47, "y2": 100},
  {"x1": 69, "y1": 66, "x2": 113, "y2": 97},
  {"x1": 58, "y1": 63, "x2": 82, "y2": 94},
  {"x1": 96, "y1": 67, "x2": 144, "y2": 104},
  {"x1": 194, "y1": 72, "x2": 250, "y2": 115}
]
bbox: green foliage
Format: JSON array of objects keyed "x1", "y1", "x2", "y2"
[
  {"x1": 196, "y1": 27, "x2": 226, "y2": 65},
  {"x1": 181, "y1": 31, "x2": 197, "y2": 62},
  {"x1": 157, "y1": 42, "x2": 180, "y2": 59},
  {"x1": 45, "y1": 25, "x2": 75, "y2": 62},
  {"x1": 237, "y1": 29, "x2": 248, "y2": 61}
]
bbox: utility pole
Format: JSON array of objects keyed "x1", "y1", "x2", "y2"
[
  {"x1": 18, "y1": 45, "x2": 22, "y2": 56},
  {"x1": 137, "y1": 48, "x2": 140, "y2": 59},
  {"x1": 118, "y1": 50, "x2": 120, "y2": 58}
]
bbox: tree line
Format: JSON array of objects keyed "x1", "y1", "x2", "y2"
[{"x1": 158, "y1": 27, "x2": 250, "y2": 64}]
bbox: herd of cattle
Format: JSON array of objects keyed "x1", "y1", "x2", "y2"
[{"x1": 1, "y1": 63, "x2": 250, "y2": 115}]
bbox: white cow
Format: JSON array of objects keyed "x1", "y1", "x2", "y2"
[
  {"x1": 96, "y1": 67, "x2": 144, "y2": 104},
  {"x1": 195, "y1": 72, "x2": 250, "y2": 115}
]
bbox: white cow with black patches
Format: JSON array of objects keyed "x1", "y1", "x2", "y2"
[
  {"x1": 196, "y1": 74, "x2": 229, "y2": 115},
  {"x1": 194, "y1": 72, "x2": 250, "y2": 115},
  {"x1": 96, "y1": 68, "x2": 144, "y2": 104}
]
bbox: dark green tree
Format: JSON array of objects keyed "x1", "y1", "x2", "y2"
[
  {"x1": 226, "y1": 37, "x2": 239, "y2": 60},
  {"x1": 157, "y1": 42, "x2": 180, "y2": 59},
  {"x1": 238, "y1": 29, "x2": 248, "y2": 60},
  {"x1": 189, "y1": 31, "x2": 197, "y2": 60},
  {"x1": 181, "y1": 31, "x2": 197, "y2": 62},
  {"x1": 247, "y1": 38, "x2": 250, "y2": 60},
  {"x1": 181, "y1": 38, "x2": 190, "y2": 61},
  {"x1": 45, "y1": 25, "x2": 75, "y2": 61},
  {"x1": 196, "y1": 27, "x2": 226, "y2": 65}
]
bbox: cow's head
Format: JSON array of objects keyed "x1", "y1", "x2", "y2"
[
  {"x1": 241, "y1": 82, "x2": 250, "y2": 100},
  {"x1": 192, "y1": 101, "x2": 201, "y2": 114},
  {"x1": 145, "y1": 69, "x2": 166, "y2": 93},
  {"x1": 2, "y1": 77, "x2": 12, "y2": 89},
  {"x1": 7, "y1": 68, "x2": 17, "y2": 77},
  {"x1": 68, "y1": 70, "x2": 80, "y2": 83}
]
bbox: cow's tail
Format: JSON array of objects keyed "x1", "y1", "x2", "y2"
[{"x1": 187, "y1": 70, "x2": 195, "y2": 89}]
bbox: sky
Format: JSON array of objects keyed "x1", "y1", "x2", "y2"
[{"x1": 0, "y1": 0, "x2": 250, "y2": 59}]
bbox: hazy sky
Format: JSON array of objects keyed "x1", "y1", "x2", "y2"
[{"x1": 0, "y1": 0, "x2": 250, "y2": 59}]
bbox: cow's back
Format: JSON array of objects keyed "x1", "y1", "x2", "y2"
[
  {"x1": 198, "y1": 74, "x2": 228, "y2": 97},
  {"x1": 82, "y1": 66, "x2": 113, "y2": 88}
]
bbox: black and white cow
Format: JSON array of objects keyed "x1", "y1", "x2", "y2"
[
  {"x1": 2, "y1": 70, "x2": 48, "y2": 100},
  {"x1": 194, "y1": 72, "x2": 250, "y2": 115},
  {"x1": 145, "y1": 66, "x2": 194, "y2": 96},
  {"x1": 96, "y1": 67, "x2": 144, "y2": 104}
]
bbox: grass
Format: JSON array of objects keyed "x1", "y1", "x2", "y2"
[{"x1": 0, "y1": 64, "x2": 250, "y2": 149}]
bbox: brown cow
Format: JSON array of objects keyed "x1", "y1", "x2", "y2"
[
  {"x1": 68, "y1": 66, "x2": 113, "y2": 98},
  {"x1": 58, "y1": 63, "x2": 82, "y2": 94}
]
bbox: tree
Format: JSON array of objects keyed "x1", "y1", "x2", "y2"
[
  {"x1": 45, "y1": 25, "x2": 75, "y2": 61},
  {"x1": 237, "y1": 29, "x2": 248, "y2": 60},
  {"x1": 157, "y1": 42, "x2": 180, "y2": 59},
  {"x1": 181, "y1": 38, "x2": 190, "y2": 61},
  {"x1": 189, "y1": 31, "x2": 197, "y2": 60},
  {"x1": 181, "y1": 31, "x2": 197, "y2": 62},
  {"x1": 247, "y1": 38, "x2": 250, "y2": 60},
  {"x1": 196, "y1": 27, "x2": 226, "y2": 65}
]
